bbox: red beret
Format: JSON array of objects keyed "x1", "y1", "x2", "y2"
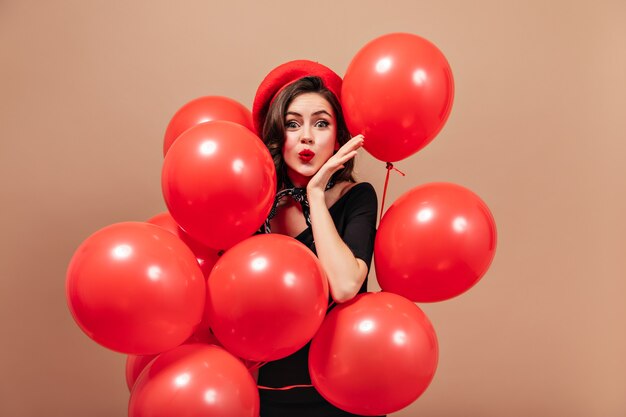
[{"x1": 252, "y1": 59, "x2": 342, "y2": 135}]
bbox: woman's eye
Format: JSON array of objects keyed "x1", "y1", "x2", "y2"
[
  {"x1": 285, "y1": 120, "x2": 299, "y2": 129},
  {"x1": 315, "y1": 120, "x2": 330, "y2": 128}
]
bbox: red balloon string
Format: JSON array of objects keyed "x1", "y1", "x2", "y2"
[
  {"x1": 247, "y1": 361, "x2": 266, "y2": 373},
  {"x1": 258, "y1": 384, "x2": 314, "y2": 390},
  {"x1": 380, "y1": 162, "x2": 406, "y2": 221}
]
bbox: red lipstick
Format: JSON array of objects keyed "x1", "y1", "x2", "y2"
[{"x1": 298, "y1": 149, "x2": 315, "y2": 162}]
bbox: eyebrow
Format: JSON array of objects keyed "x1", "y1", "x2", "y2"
[{"x1": 285, "y1": 110, "x2": 333, "y2": 118}]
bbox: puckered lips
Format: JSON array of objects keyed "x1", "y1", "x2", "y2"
[{"x1": 298, "y1": 149, "x2": 315, "y2": 162}]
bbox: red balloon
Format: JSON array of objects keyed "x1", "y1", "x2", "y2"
[
  {"x1": 163, "y1": 96, "x2": 254, "y2": 156},
  {"x1": 129, "y1": 344, "x2": 259, "y2": 417},
  {"x1": 189, "y1": 328, "x2": 261, "y2": 373},
  {"x1": 162, "y1": 121, "x2": 276, "y2": 250},
  {"x1": 309, "y1": 292, "x2": 438, "y2": 415},
  {"x1": 206, "y1": 234, "x2": 329, "y2": 362},
  {"x1": 342, "y1": 33, "x2": 454, "y2": 162},
  {"x1": 126, "y1": 354, "x2": 157, "y2": 391},
  {"x1": 147, "y1": 212, "x2": 220, "y2": 277},
  {"x1": 166, "y1": 226, "x2": 223, "y2": 339},
  {"x1": 66, "y1": 222, "x2": 205, "y2": 354},
  {"x1": 185, "y1": 329, "x2": 260, "y2": 373},
  {"x1": 375, "y1": 183, "x2": 497, "y2": 302},
  {"x1": 126, "y1": 329, "x2": 228, "y2": 391}
]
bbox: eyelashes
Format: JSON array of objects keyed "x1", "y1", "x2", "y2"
[{"x1": 284, "y1": 120, "x2": 331, "y2": 129}]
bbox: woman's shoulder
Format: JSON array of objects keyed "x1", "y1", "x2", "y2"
[
  {"x1": 338, "y1": 181, "x2": 376, "y2": 198},
  {"x1": 332, "y1": 182, "x2": 377, "y2": 210}
]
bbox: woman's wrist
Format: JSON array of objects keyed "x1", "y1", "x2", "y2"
[{"x1": 306, "y1": 187, "x2": 325, "y2": 203}]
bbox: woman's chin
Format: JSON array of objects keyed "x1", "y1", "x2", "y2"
[{"x1": 287, "y1": 168, "x2": 316, "y2": 185}]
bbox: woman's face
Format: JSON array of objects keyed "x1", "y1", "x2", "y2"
[{"x1": 282, "y1": 92, "x2": 337, "y2": 187}]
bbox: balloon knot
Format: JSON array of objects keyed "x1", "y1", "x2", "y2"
[{"x1": 385, "y1": 162, "x2": 406, "y2": 176}]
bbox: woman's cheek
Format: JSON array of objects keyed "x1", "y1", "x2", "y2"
[{"x1": 284, "y1": 133, "x2": 300, "y2": 150}]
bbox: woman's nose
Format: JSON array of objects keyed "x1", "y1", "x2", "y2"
[{"x1": 300, "y1": 126, "x2": 314, "y2": 144}]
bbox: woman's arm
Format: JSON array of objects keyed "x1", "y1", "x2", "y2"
[{"x1": 306, "y1": 135, "x2": 368, "y2": 303}]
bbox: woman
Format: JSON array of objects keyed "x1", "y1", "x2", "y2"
[{"x1": 252, "y1": 60, "x2": 384, "y2": 417}]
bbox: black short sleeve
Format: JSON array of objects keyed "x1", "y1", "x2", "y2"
[
  {"x1": 293, "y1": 182, "x2": 378, "y2": 277},
  {"x1": 337, "y1": 182, "x2": 378, "y2": 271}
]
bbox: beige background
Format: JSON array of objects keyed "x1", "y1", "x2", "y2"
[{"x1": 1, "y1": 0, "x2": 625, "y2": 416}]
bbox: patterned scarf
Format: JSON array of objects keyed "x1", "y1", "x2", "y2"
[{"x1": 262, "y1": 178, "x2": 335, "y2": 234}]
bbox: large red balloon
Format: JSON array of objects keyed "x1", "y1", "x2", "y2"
[
  {"x1": 163, "y1": 96, "x2": 254, "y2": 156},
  {"x1": 147, "y1": 212, "x2": 220, "y2": 277},
  {"x1": 309, "y1": 292, "x2": 438, "y2": 416},
  {"x1": 375, "y1": 183, "x2": 497, "y2": 302},
  {"x1": 162, "y1": 121, "x2": 276, "y2": 250},
  {"x1": 206, "y1": 234, "x2": 329, "y2": 362},
  {"x1": 129, "y1": 344, "x2": 259, "y2": 417},
  {"x1": 66, "y1": 222, "x2": 205, "y2": 354},
  {"x1": 342, "y1": 33, "x2": 454, "y2": 162}
]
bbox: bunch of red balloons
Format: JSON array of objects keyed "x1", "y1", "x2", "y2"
[
  {"x1": 66, "y1": 95, "x2": 281, "y2": 415},
  {"x1": 65, "y1": 32, "x2": 497, "y2": 417},
  {"x1": 309, "y1": 33, "x2": 497, "y2": 415},
  {"x1": 340, "y1": 33, "x2": 497, "y2": 303}
]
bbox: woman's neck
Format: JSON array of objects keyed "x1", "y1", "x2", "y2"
[{"x1": 285, "y1": 172, "x2": 309, "y2": 189}]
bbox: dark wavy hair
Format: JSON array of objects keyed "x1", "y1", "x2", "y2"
[{"x1": 261, "y1": 76, "x2": 356, "y2": 190}]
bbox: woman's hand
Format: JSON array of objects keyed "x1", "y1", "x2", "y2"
[{"x1": 306, "y1": 135, "x2": 364, "y2": 196}]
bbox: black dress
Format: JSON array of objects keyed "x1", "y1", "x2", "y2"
[{"x1": 258, "y1": 182, "x2": 385, "y2": 417}]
